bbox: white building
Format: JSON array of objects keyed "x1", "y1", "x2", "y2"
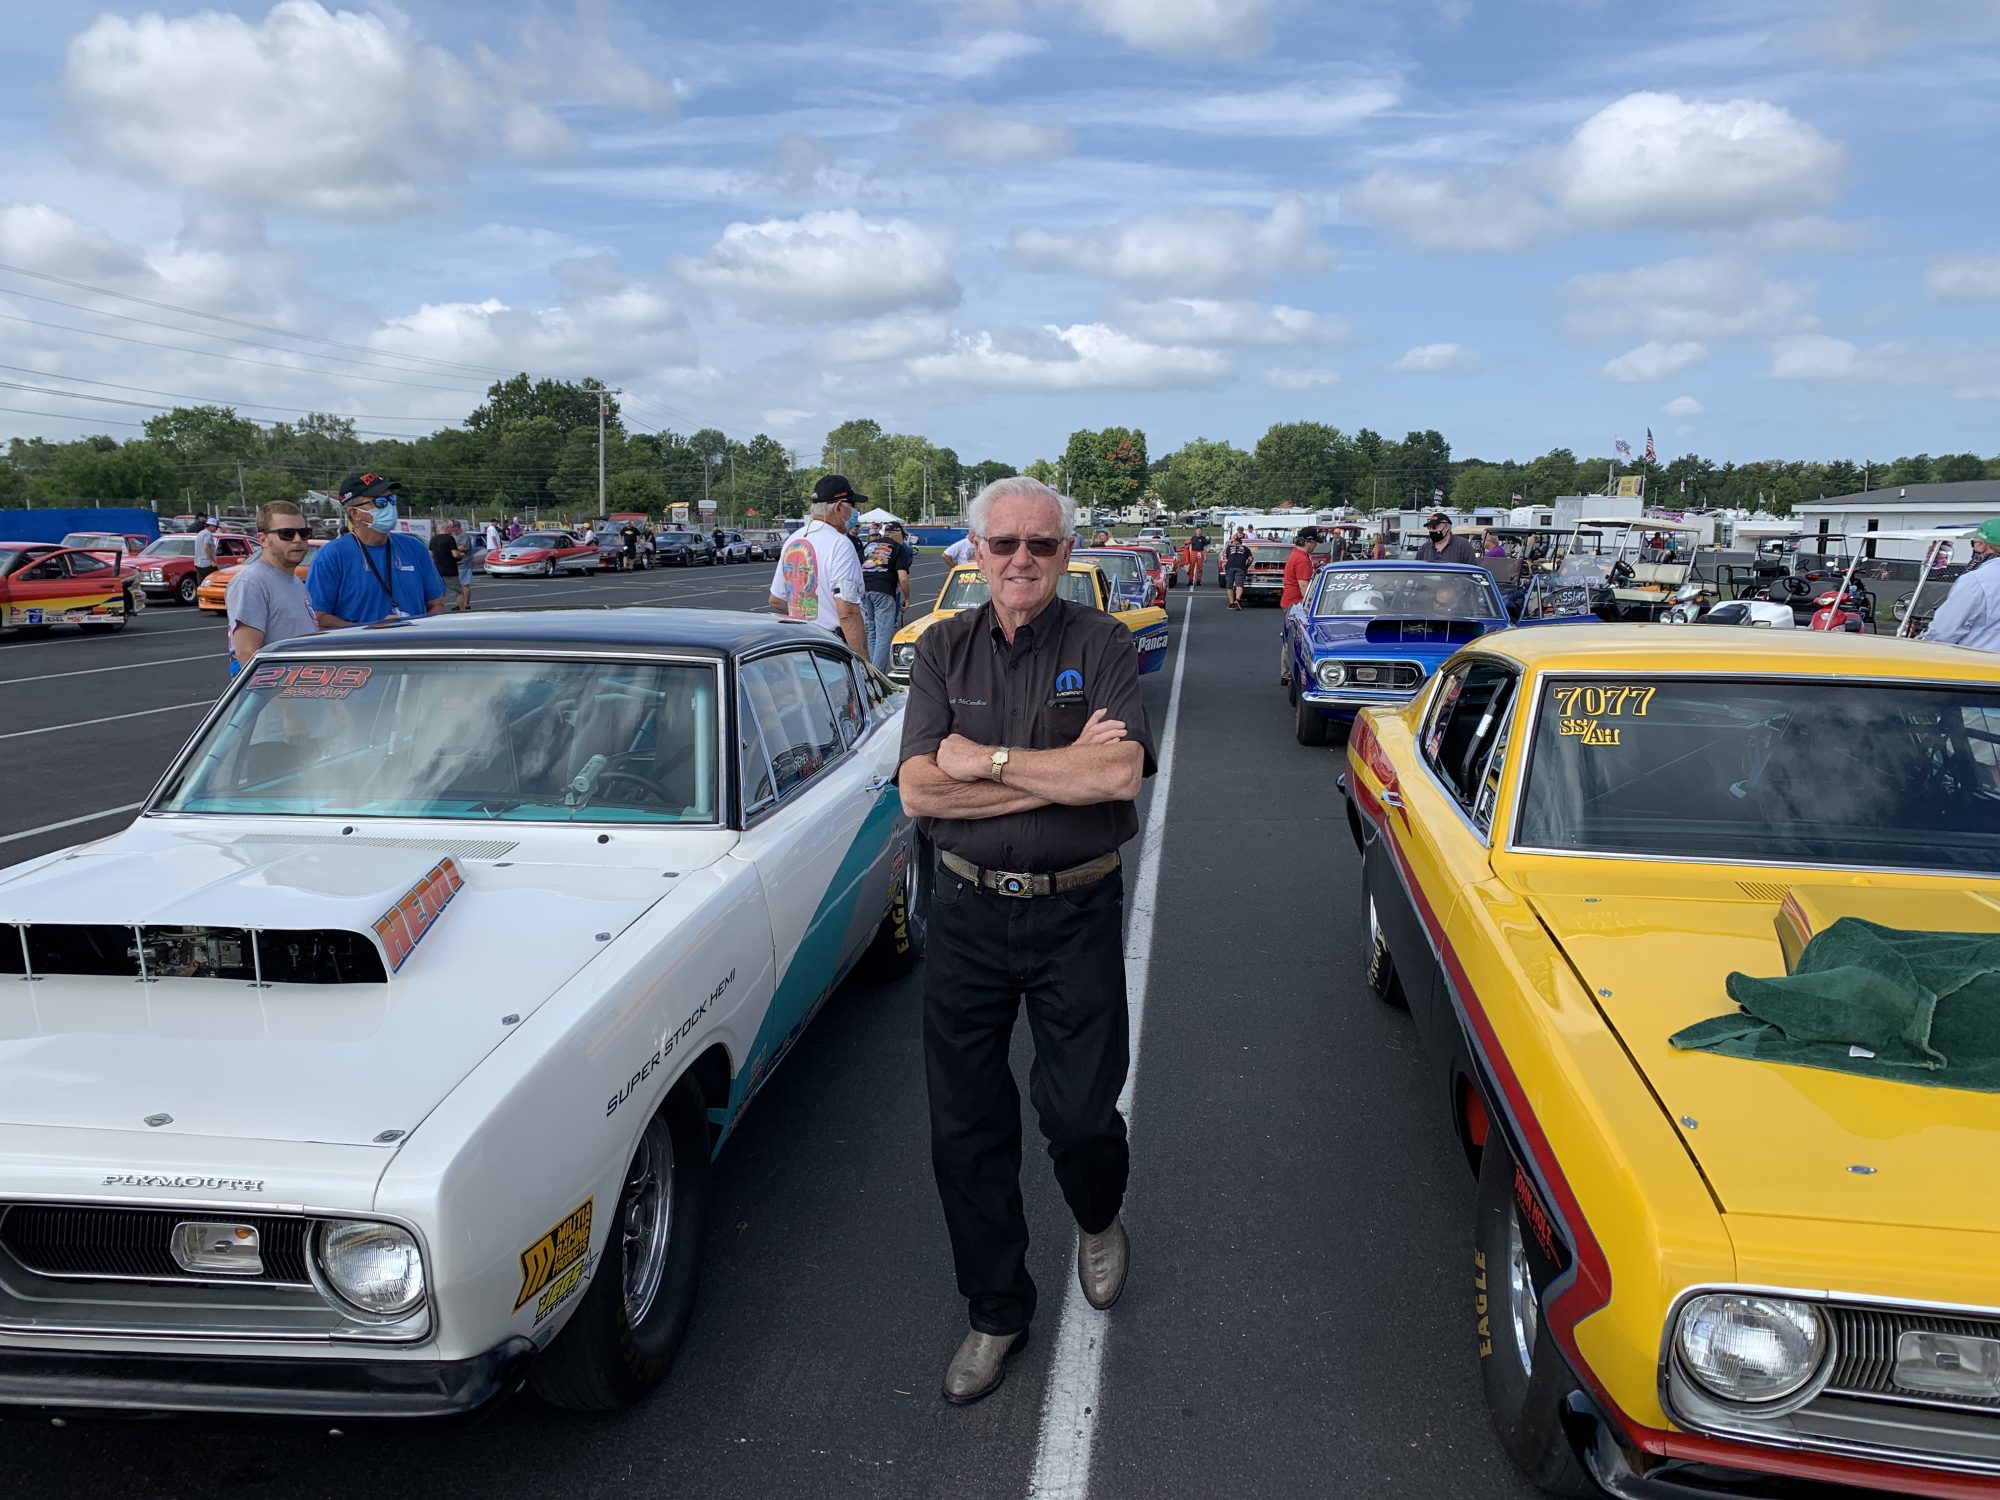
[{"x1": 1793, "y1": 481, "x2": 1998, "y2": 562}]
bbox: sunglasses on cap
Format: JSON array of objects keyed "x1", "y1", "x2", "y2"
[
  {"x1": 982, "y1": 535, "x2": 1063, "y2": 557},
  {"x1": 262, "y1": 527, "x2": 310, "y2": 540}
]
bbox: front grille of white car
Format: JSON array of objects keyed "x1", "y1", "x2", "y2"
[{"x1": 1, "y1": 1205, "x2": 311, "y2": 1287}]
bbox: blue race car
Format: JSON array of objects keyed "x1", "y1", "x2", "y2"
[{"x1": 1281, "y1": 560, "x2": 1509, "y2": 745}]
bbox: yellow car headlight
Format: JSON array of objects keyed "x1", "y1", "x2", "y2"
[{"x1": 1675, "y1": 1294, "x2": 1827, "y2": 1406}]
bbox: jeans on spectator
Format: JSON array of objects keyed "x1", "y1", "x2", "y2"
[{"x1": 862, "y1": 589, "x2": 901, "y2": 670}]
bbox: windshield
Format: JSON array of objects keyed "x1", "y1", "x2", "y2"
[
  {"x1": 141, "y1": 537, "x2": 196, "y2": 558},
  {"x1": 935, "y1": 572, "x2": 1099, "y2": 612},
  {"x1": 514, "y1": 533, "x2": 568, "y2": 548},
  {"x1": 154, "y1": 656, "x2": 720, "y2": 824},
  {"x1": 1080, "y1": 552, "x2": 1142, "y2": 582},
  {"x1": 1312, "y1": 569, "x2": 1497, "y2": 618},
  {"x1": 1516, "y1": 677, "x2": 2000, "y2": 872},
  {"x1": 62, "y1": 533, "x2": 124, "y2": 549}
]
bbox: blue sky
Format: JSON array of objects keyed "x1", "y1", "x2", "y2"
[{"x1": 2, "y1": 0, "x2": 1997, "y2": 468}]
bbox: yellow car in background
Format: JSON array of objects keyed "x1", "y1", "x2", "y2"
[
  {"x1": 1341, "y1": 625, "x2": 2000, "y2": 1500},
  {"x1": 886, "y1": 564, "x2": 1170, "y2": 683}
]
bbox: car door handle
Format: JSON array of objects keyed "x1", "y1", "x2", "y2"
[
  {"x1": 1379, "y1": 787, "x2": 1404, "y2": 811},
  {"x1": 864, "y1": 774, "x2": 891, "y2": 794}
]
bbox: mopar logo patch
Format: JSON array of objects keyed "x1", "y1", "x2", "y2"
[{"x1": 1051, "y1": 667, "x2": 1086, "y2": 707}]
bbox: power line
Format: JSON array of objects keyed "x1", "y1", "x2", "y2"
[
  {"x1": 0, "y1": 364, "x2": 459, "y2": 424},
  {"x1": 0, "y1": 260, "x2": 520, "y2": 380},
  {"x1": 0, "y1": 310, "x2": 486, "y2": 395}
]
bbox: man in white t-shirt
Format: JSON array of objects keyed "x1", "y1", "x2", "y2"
[
  {"x1": 484, "y1": 519, "x2": 501, "y2": 555},
  {"x1": 943, "y1": 534, "x2": 976, "y2": 566},
  {"x1": 769, "y1": 474, "x2": 867, "y2": 657}
]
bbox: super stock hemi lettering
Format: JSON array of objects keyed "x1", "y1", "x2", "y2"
[{"x1": 605, "y1": 970, "x2": 736, "y2": 1118}]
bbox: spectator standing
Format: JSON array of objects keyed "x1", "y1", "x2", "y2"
[
  {"x1": 427, "y1": 522, "x2": 464, "y2": 611},
  {"x1": 226, "y1": 501, "x2": 319, "y2": 674},
  {"x1": 1278, "y1": 527, "x2": 1322, "y2": 684},
  {"x1": 485, "y1": 518, "x2": 502, "y2": 555},
  {"x1": 768, "y1": 474, "x2": 868, "y2": 657},
  {"x1": 1090, "y1": 528, "x2": 1113, "y2": 547},
  {"x1": 1416, "y1": 512, "x2": 1482, "y2": 567},
  {"x1": 943, "y1": 533, "x2": 977, "y2": 567},
  {"x1": 1187, "y1": 526, "x2": 1209, "y2": 587},
  {"x1": 307, "y1": 473, "x2": 445, "y2": 627},
  {"x1": 1925, "y1": 519, "x2": 2000, "y2": 652},
  {"x1": 1483, "y1": 532, "x2": 1509, "y2": 558},
  {"x1": 191, "y1": 517, "x2": 220, "y2": 589},
  {"x1": 621, "y1": 520, "x2": 641, "y2": 572},
  {"x1": 1221, "y1": 530, "x2": 1251, "y2": 610},
  {"x1": 898, "y1": 476, "x2": 1154, "y2": 1405},
  {"x1": 858, "y1": 521, "x2": 914, "y2": 671}
]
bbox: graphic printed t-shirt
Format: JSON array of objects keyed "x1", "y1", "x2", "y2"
[
  {"x1": 769, "y1": 521, "x2": 864, "y2": 628},
  {"x1": 861, "y1": 536, "x2": 913, "y2": 595},
  {"x1": 307, "y1": 531, "x2": 444, "y2": 625},
  {"x1": 1222, "y1": 540, "x2": 1251, "y2": 576}
]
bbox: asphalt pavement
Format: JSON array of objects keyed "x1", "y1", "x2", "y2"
[{"x1": 0, "y1": 561, "x2": 1542, "y2": 1500}]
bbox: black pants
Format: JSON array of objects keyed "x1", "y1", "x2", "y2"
[{"x1": 923, "y1": 859, "x2": 1130, "y2": 1336}]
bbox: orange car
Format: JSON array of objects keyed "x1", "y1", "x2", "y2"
[{"x1": 196, "y1": 539, "x2": 327, "y2": 612}]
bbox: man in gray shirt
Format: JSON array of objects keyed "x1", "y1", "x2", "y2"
[
  {"x1": 227, "y1": 501, "x2": 319, "y2": 674},
  {"x1": 1416, "y1": 511, "x2": 1482, "y2": 567}
]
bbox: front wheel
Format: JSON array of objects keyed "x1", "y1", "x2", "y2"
[
  {"x1": 1294, "y1": 692, "x2": 1328, "y2": 746},
  {"x1": 175, "y1": 574, "x2": 198, "y2": 605},
  {"x1": 1474, "y1": 1133, "x2": 1593, "y2": 1497},
  {"x1": 869, "y1": 831, "x2": 930, "y2": 976},
  {"x1": 530, "y1": 1079, "x2": 711, "y2": 1411}
]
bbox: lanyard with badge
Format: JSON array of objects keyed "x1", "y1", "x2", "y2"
[{"x1": 356, "y1": 536, "x2": 408, "y2": 619}]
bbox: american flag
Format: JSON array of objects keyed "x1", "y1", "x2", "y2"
[
  {"x1": 1614, "y1": 438, "x2": 1632, "y2": 460},
  {"x1": 1644, "y1": 428, "x2": 1657, "y2": 464}
]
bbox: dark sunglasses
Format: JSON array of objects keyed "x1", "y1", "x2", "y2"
[
  {"x1": 982, "y1": 535, "x2": 1063, "y2": 557},
  {"x1": 262, "y1": 527, "x2": 310, "y2": 541}
]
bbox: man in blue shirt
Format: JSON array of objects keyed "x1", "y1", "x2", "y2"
[{"x1": 308, "y1": 472, "x2": 445, "y2": 627}]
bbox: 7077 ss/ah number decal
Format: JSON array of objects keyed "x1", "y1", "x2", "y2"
[{"x1": 1555, "y1": 684, "x2": 1655, "y2": 747}]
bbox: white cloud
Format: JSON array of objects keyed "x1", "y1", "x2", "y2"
[
  {"x1": 1602, "y1": 340, "x2": 1708, "y2": 382},
  {"x1": 1109, "y1": 297, "x2": 1346, "y2": 347},
  {"x1": 1006, "y1": 198, "x2": 1330, "y2": 292},
  {"x1": 1927, "y1": 256, "x2": 2000, "y2": 301},
  {"x1": 1555, "y1": 92, "x2": 1843, "y2": 229},
  {"x1": 1051, "y1": 0, "x2": 1294, "y2": 59},
  {"x1": 1663, "y1": 395, "x2": 1705, "y2": 417},
  {"x1": 916, "y1": 104, "x2": 1074, "y2": 163},
  {"x1": 1391, "y1": 342, "x2": 1479, "y2": 374},
  {"x1": 906, "y1": 322, "x2": 1231, "y2": 392},
  {"x1": 1768, "y1": 335, "x2": 1861, "y2": 379},
  {"x1": 1344, "y1": 172, "x2": 1552, "y2": 252},
  {"x1": 676, "y1": 211, "x2": 960, "y2": 321},
  {"x1": 1565, "y1": 256, "x2": 1812, "y2": 343},
  {"x1": 825, "y1": 313, "x2": 953, "y2": 363},
  {"x1": 65, "y1": 1, "x2": 490, "y2": 215},
  {"x1": 1264, "y1": 367, "x2": 1340, "y2": 390},
  {"x1": 473, "y1": 6, "x2": 677, "y2": 119},
  {"x1": 1800, "y1": 0, "x2": 2000, "y2": 65},
  {"x1": 1072, "y1": 80, "x2": 1400, "y2": 138},
  {"x1": 367, "y1": 276, "x2": 702, "y2": 377}
]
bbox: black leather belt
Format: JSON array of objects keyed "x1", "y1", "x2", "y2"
[{"x1": 938, "y1": 850, "x2": 1119, "y2": 899}]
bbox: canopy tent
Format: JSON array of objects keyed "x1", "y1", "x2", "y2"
[{"x1": 856, "y1": 507, "x2": 901, "y2": 524}]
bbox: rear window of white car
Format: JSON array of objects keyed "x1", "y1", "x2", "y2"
[{"x1": 155, "y1": 657, "x2": 721, "y2": 824}]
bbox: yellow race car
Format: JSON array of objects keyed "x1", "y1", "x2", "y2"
[
  {"x1": 886, "y1": 564, "x2": 1170, "y2": 683},
  {"x1": 1341, "y1": 624, "x2": 2000, "y2": 1500}
]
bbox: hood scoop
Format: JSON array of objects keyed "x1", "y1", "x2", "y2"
[{"x1": 3, "y1": 923, "x2": 386, "y2": 985}]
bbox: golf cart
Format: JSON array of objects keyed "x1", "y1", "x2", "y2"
[{"x1": 1573, "y1": 516, "x2": 1713, "y2": 621}]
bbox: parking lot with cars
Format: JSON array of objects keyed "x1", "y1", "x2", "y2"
[{"x1": 0, "y1": 564, "x2": 1557, "y2": 1500}]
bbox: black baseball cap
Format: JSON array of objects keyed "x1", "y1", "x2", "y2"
[
  {"x1": 339, "y1": 472, "x2": 398, "y2": 503},
  {"x1": 812, "y1": 474, "x2": 867, "y2": 507},
  {"x1": 1425, "y1": 511, "x2": 1452, "y2": 526}
]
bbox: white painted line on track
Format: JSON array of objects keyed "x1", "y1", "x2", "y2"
[
  {"x1": 0, "y1": 701, "x2": 208, "y2": 741},
  {"x1": 0, "y1": 617, "x2": 220, "y2": 650},
  {"x1": 1026, "y1": 590, "x2": 1196, "y2": 1500},
  {"x1": 0, "y1": 801, "x2": 145, "y2": 847},
  {"x1": 0, "y1": 651, "x2": 219, "y2": 686}
]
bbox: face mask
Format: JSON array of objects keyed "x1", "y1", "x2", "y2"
[
  {"x1": 844, "y1": 512, "x2": 859, "y2": 534},
  {"x1": 367, "y1": 501, "x2": 398, "y2": 530},
  {"x1": 1428, "y1": 528, "x2": 1445, "y2": 540}
]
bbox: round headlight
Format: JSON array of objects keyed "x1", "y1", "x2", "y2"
[
  {"x1": 1676, "y1": 1294, "x2": 1826, "y2": 1405},
  {"x1": 316, "y1": 1220, "x2": 426, "y2": 1316},
  {"x1": 892, "y1": 643, "x2": 916, "y2": 668},
  {"x1": 1315, "y1": 661, "x2": 1346, "y2": 689}
]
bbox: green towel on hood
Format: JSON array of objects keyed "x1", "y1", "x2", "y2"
[{"x1": 1669, "y1": 918, "x2": 2000, "y2": 1091}]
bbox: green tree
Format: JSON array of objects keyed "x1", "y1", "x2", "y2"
[
  {"x1": 891, "y1": 457, "x2": 926, "y2": 520},
  {"x1": 1251, "y1": 421, "x2": 1349, "y2": 510},
  {"x1": 1396, "y1": 429, "x2": 1452, "y2": 507},
  {"x1": 1164, "y1": 436, "x2": 1251, "y2": 510},
  {"x1": 467, "y1": 374, "x2": 618, "y2": 436},
  {"x1": 1024, "y1": 458, "x2": 1059, "y2": 487},
  {"x1": 1449, "y1": 464, "x2": 1511, "y2": 512},
  {"x1": 494, "y1": 415, "x2": 564, "y2": 513},
  {"x1": 608, "y1": 468, "x2": 668, "y2": 512},
  {"x1": 965, "y1": 460, "x2": 1016, "y2": 493},
  {"x1": 1523, "y1": 447, "x2": 1579, "y2": 504},
  {"x1": 1937, "y1": 452, "x2": 1986, "y2": 482},
  {"x1": 29, "y1": 440, "x2": 179, "y2": 503}
]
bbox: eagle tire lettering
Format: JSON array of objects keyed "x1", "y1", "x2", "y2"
[{"x1": 1474, "y1": 1248, "x2": 1493, "y2": 1358}]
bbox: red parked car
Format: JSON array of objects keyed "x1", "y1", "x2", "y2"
[
  {"x1": 132, "y1": 532, "x2": 253, "y2": 604},
  {"x1": 0, "y1": 543, "x2": 143, "y2": 633},
  {"x1": 58, "y1": 531, "x2": 152, "y2": 558}
]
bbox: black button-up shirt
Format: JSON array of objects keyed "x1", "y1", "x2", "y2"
[{"x1": 899, "y1": 594, "x2": 1157, "y2": 870}]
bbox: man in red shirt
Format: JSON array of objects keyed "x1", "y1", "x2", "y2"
[{"x1": 1277, "y1": 527, "x2": 1321, "y2": 685}]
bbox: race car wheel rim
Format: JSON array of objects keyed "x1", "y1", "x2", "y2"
[
  {"x1": 1505, "y1": 1201, "x2": 1538, "y2": 1379},
  {"x1": 622, "y1": 1113, "x2": 676, "y2": 1325}
]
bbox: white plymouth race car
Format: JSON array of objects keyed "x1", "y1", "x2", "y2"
[{"x1": 0, "y1": 609, "x2": 924, "y2": 1416}]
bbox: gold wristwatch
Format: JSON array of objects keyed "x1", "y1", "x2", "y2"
[{"x1": 989, "y1": 748, "x2": 1010, "y2": 782}]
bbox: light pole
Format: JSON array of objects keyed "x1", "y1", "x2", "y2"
[{"x1": 596, "y1": 387, "x2": 622, "y2": 518}]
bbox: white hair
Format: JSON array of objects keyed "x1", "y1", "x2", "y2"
[{"x1": 967, "y1": 476, "x2": 1076, "y2": 539}]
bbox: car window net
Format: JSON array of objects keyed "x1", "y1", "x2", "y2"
[{"x1": 1515, "y1": 678, "x2": 2000, "y2": 872}]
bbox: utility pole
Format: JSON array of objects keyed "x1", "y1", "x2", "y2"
[
  {"x1": 597, "y1": 388, "x2": 622, "y2": 518},
  {"x1": 236, "y1": 462, "x2": 246, "y2": 509}
]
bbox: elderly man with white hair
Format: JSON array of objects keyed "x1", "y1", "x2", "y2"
[
  {"x1": 898, "y1": 475, "x2": 1156, "y2": 1406},
  {"x1": 768, "y1": 474, "x2": 868, "y2": 657}
]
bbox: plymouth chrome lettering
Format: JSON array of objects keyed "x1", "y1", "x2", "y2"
[{"x1": 103, "y1": 1173, "x2": 266, "y2": 1192}]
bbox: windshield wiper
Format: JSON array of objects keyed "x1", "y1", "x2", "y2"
[{"x1": 467, "y1": 797, "x2": 529, "y2": 818}]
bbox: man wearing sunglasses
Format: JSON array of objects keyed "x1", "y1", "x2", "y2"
[
  {"x1": 225, "y1": 501, "x2": 319, "y2": 674},
  {"x1": 899, "y1": 476, "x2": 1156, "y2": 1406}
]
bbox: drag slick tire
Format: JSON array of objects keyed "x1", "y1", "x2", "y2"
[
  {"x1": 531, "y1": 1078, "x2": 710, "y2": 1411},
  {"x1": 869, "y1": 830, "x2": 930, "y2": 976},
  {"x1": 1473, "y1": 1132, "x2": 1592, "y2": 1498},
  {"x1": 1294, "y1": 692, "x2": 1328, "y2": 746}
]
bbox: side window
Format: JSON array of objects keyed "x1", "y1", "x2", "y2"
[
  {"x1": 813, "y1": 653, "x2": 867, "y2": 747},
  {"x1": 739, "y1": 652, "x2": 844, "y2": 802},
  {"x1": 1421, "y1": 661, "x2": 1519, "y2": 832},
  {"x1": 20, "y1": 558, "x2": 67, "y2": 582},
  {"x1": 67, "y1": 551, "x2": 113, "y2": 576},
  {"x1": 736, "y1": 673, "x2": 779, "y2": 819}
]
